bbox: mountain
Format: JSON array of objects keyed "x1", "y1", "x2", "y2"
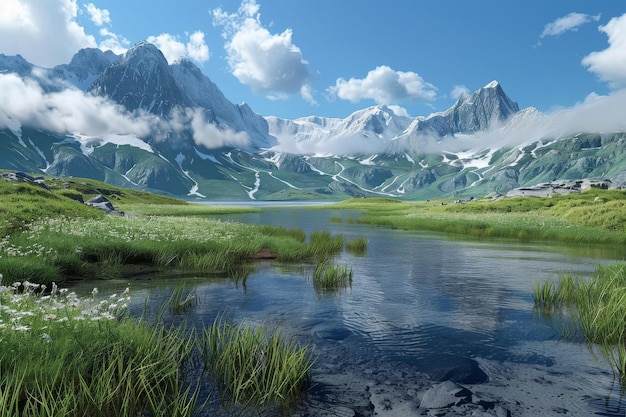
[
  {"x1": 50, "y1": 48, "x2": 121, "y2": 90},
  {"x1": 89, "y1": 42, "x2": 191, "y2": 116},
  {"x1": 0, "y1": 42, "x2": 624, "y2": 201}
]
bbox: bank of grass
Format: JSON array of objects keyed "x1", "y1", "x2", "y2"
[
  {"x1": 0, "y1": 279, "x2": 201, "y2": 416},
  {"x1": 0, "y1": 213, "x2": 335, "y2": 285},
  {"x1": 118, "y1": 203, "x2": 261, "y2": 217},
  {"x1": 0, "y1": 181, "x2": 352, "y2": 285},
  {"x1": 335, "y1": 190, "x2": 626, "y2": 245},
  {"x1": 533, "y1": 263, "x2": 626, "y2": 384},
  {"x1": 0, "y1": 277, "x2": 315, "y2": 415}
]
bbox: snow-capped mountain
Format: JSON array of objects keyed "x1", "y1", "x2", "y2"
[
  {"x1": 0, "y1": 42, "x2": 624, "y2": 201},
  {"x1": 50, "y1": 48, "x2": 121, "y2": 90},
  {"x1": 89, "y1": 42, "x2": 191, "y2": 116}
]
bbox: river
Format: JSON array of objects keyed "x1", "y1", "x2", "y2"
[{"x1": 78, "y1": 206, "x2": 626, "y2": 416}]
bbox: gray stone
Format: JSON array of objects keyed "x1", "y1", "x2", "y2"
[
  {"x1": 419, "y1": 381, "x2": 472, "y2": 409},
  {"x1": 85, "y1": 194, "x2": 115, "y2": 213}
]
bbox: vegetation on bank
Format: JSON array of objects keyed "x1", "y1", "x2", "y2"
[
  {"x1": 0, "y1": 178, "x2": 361, "y2": 286},
  {"x1": 335, "y1": 189, "x2": 626, "y2": 244},
  {"x1": 533, "y1": 263, "x2": 626, "y2": 385},
  {"x1": 0, "y1": 277, "x2": 314, "y2": 416},
  {"x1": 0, "y1": 175, "x2": 362, "y2": 415},
  {"x1": 0, "y1": 279, "x2": 201, "y2": 416}
]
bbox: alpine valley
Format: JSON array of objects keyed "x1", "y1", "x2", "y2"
[{"x1": 2, "y1": 41, "x2": 626, "y2": 201}]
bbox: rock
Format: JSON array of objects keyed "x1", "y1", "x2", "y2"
[
  {"x1": 1, "y1": 171, "x2": 49, "y2": 190},
  {"x1": 505, "y1": 178, "x2": 612, "y2": 198},
  {"x1": 419, "y1": 381, "x2": 472, "y2": 409},
  {"x1": 85, "y1": 194, "x2": 116, "y2": 213},
  {"x1": 417, "y1": 354, "x2": 489, "y2": 384}
]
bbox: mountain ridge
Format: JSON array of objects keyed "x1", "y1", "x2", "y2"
[{"x1": 0, "y1": 42, "x2": 624, "y2": 201}]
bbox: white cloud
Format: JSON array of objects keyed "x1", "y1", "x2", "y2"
[
  {"x1": 550, "y1": 89, "x2": 626, "y2": 134},
  {"x1": 98, "y1": 28, "x2": 130, "y2": 55},
  {"x1": 186, "y1": 31, "x2": 210, "y2": 63},
  {"x1": 190, "y1": 109, "x2": 251, "y2": 149},
  {"x1": 327, "y1": 65, "x2": 437, "y2": 105},
  {"x1": 0, "y1": 73, "x2": 152, "y2": 136},
  {"x1": 212, "y1": 0, "x2": 313, "y2": 102},
  {"x1": 146, "y1": 31, "x2": 210, "y2": 65},
  {"x1": 84, "y1": 2, "x2": 110, "y2": 27},
  {"x1": 541, "y1": 12, "x2": 601, "y2": 38},
  {"x1": 451, "y1": 85, "x2": 470, "y2": 100},
  {"x1": 582, "y1": 13, "x2": 626, "y2": 89},
  {"x1": 0, "y1": 0, "x2": 96, "y2": 67}
]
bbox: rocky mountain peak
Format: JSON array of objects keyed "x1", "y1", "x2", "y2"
[
  {"x1": 88, "y1": 41, "x2": 190, "y2": 115},
  {"x1": 49, "y1": 48, "x2": 121, "y2": 90},
  {"x1": 0, "y1": 53, "x2": 34, "y2": 77},
  {"x1": 444, "y1": 80, "x2": 519, "y2": 133}
]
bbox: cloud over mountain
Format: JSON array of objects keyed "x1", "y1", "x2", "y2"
[
  {"x1": 0, "y1": 72, "x2": 152, "y2": 136},
  {"x1": 582, "y1": 13, "x2": 626, "y2": 89},
  {"x1": 212, "y1": 0, "x2": 314, "y2": 103},
  {"x1": 327, "y1": 65, "x2": 437, "y2": 105}
]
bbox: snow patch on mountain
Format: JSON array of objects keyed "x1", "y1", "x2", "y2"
[
  {"x1": 71, "y1": 134, "x2": 154, "y2": 156},
  {"x1": 175, "y1": 152, "x2": 205, "y2": 198}
]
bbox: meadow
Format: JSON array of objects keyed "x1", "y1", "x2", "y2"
[
  {"x1": 0, "y1": 176, "x2": 357, "y2": 415},
  {"x1": 3, "y1": 173, "x2": 626, "y2": 413},
  {"x1": 335, "y1": 189, "x2": 626, "y2": 245}
]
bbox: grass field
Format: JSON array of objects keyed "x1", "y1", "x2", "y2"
[{"x1": 334, "y1": 189, "x2": 626, "y2": 245}]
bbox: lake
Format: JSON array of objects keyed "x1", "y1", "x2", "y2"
[{"x1": 79, "y1": 206, "x2": 626, "y2": 416}]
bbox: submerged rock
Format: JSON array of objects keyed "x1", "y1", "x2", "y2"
[
  {"x1": 420, "y1": 381, "x2": 472, "y2": 409},
  {"x1": 419, "y1": 381, "x2": 512, "y2": 416},
  {"x1": 416, "y1": 354, "x2": 489, "y2": 384}
]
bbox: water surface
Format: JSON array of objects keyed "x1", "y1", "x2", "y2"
[{"x1": 81, "y1": 207, "x2": 626, "y2": 416}]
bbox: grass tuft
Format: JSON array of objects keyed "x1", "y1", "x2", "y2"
[
  {"x1": 311, "y1": 258, "x2": 353, "y2": 294},
  {"x1": 534, "y1": 262, "x2": 626, "y2": 385},
  {"x1": 202, "y1": 316, "x2": 313, "y2": 410},
  {"x1": 346, "y1": 236, "x2": 368, "y2": 256}
]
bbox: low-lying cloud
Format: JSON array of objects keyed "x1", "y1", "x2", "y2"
[
  {"x1": 0, "y1": 72, "x2": 252, "y2": 150},
  {"x1": 0, "y1": 73, "x2": 151, "y2": 136}
]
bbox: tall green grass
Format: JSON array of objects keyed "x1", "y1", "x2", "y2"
[
  {"x1": 534, "y1": 262, "x2": 626, "y2": 384},
  {"x1": 0, "y1": 278, "x2": 317, "y2": 415},
  {"x1": 0, "y1": 279, "x2": 202, "y2": 417},
  {"x1": 201, "y1": 316, "x2": 312, "y2": 410},
  {"x1": 311, "y1": 258, "x2": 353, "y2": 294},
  {"x1": 346, "y1": 236, "x2": 368, "y2": 256},
  {"x1": 309, "y1": 230, "x2": 345, "y2": 257}
]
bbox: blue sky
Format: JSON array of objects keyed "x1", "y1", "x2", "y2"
[{"x1": 1, "y1": 0, "x2": 625, "y2": 121}]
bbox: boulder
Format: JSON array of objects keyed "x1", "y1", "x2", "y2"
[{"x1": 85, "y1": 194, "x2": 115, "y2": 213}]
